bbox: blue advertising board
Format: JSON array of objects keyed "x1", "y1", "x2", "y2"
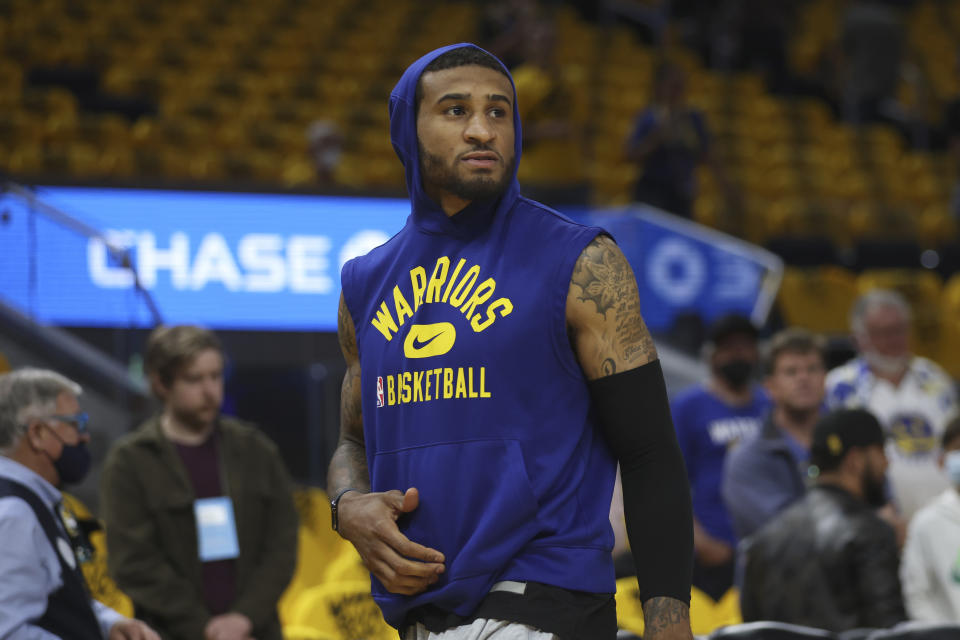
[
  {"x1": 572, "y1": 206, "x2": 782, "y2": 330},
  {"x1": 0, "y1": 187, "x2": 408, "y2": 330},
  {"x1": 0, "y1": 187, "x2": 781, "y2": 332}
]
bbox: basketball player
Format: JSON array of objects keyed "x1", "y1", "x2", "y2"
[{"x1": 329, "y1": 44, "x2": 693, "y2": 640}]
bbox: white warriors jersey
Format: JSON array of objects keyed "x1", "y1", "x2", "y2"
[{"x1": 826, "y1": 356, "x2": 959, "y2": 520}]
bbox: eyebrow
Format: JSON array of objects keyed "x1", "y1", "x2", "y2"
[{"x1": 436, "y1": 92, "x2": 513, "y2": 107}]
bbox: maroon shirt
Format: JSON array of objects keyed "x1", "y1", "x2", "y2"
[{"x1": 174, "y1": 428, "x2": 237, "y2": 616}]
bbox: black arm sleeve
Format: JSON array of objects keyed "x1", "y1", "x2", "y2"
[{"x1": 588, "y1": 359, "x2": 693, "y2": 605}]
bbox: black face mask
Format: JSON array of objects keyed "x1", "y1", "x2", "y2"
[
  {"x1": 44, "y1": 428, "x2": 92, "y2": 486},
  {"x1": 716, "y1": 359, "x2": 754, "y2": 390}
]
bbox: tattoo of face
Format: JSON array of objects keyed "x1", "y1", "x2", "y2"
[
  {"x1": 643, "y1": 597, "x2": 690, "y2": 636},
  {"x1": 601, "y1": 358, "x2": 616, "y2": 376}
]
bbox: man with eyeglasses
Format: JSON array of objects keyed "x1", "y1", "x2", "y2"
[{"x1": 0, "y1": 367, "x2": 160, "y2": 639}]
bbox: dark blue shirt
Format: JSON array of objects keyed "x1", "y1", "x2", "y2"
[{"x1": 672, "y1": 385, "x2": 770, "y2": 546}]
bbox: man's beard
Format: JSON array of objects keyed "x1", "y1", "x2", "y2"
[
  {"x1": 861, "y1": 461, "x2": 888, "y2": 508},
  {"x1": 419, "y1": 143, "x2": 515, "y2": 202},
  {"x1": 172, "y1": 405, "x2": 218, "y2": 431},
  {"x1": 864, "y1": 350, "x2": 910, "y2": 377}
]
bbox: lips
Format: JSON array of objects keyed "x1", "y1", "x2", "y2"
[{"x1": 461, "y1": 151, "x2": 500, "y2": 169}]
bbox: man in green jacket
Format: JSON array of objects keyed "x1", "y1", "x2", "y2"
[{"x1": 101, "y1": 325, "x2": 298, "y2": 640}]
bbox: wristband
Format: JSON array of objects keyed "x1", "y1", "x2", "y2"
[{"x1": 330, "y1": 488, "x2": 360, "y2": 532}]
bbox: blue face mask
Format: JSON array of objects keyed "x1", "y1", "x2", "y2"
[{"x1": 946, "y1": 450, "x2": 960, "y2": 488}]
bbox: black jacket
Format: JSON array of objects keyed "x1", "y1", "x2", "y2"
[{"x1": 740, "y1": 484, "x2": 906, "y2": 632}]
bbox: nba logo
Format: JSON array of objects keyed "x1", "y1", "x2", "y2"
[{"x1": 376, "y1": 377, "x2": 384, "y2": 408}]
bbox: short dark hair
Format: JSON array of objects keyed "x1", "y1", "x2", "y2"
[
  {"x1": 943, "y1": 416, "x2": 960, "y2": 450},
  {"x1": 414, "y1": 46, "x2": 510, "y2": 114},
  {"x1": 763, "y1": 328, "x2": 826, "y2": 376},
  {"x1": 144, "y1": 325, "x2": 222, "y2": 391}
]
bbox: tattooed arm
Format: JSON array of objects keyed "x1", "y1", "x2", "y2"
[
  {"x1": 566, "y1": 235, "x2": 657, "y2": 380},
  {"x1": 327, "y1": 293, "x2": 446, "y2": 595},
  {"x1": 328, "y1": 293, "x2": 369, "y2": 494},
  {"x1": 567, "y1": 235, "x2": 693, "y2": 640}
]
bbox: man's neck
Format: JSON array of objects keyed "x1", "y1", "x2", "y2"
[
  {"x1": 772, "y1": 405, "x2": 818, "y2": 447},
  {"x1": 708, "y1": 378, "x2": 753, "y2": 406},
  {"x1": 6, "y1": 448, "x2": 57, "y2": 487},
  {"x1": 865, "y1": 355, "x2": 911, "y2": 387},
  {"x1": 817, "y1": 474, "x2": 861, "y2": 500},
  {"x1": 426, "y1": 184, "x2": 470, "y2": 217},
  {"x1": 871, "y1": 367, "x2": 908, "y2": 387},
  {"x1": 160, "y1": 412, "x2": 214, "y2": 446}
]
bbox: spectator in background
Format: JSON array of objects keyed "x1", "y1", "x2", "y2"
[
  {"x1": 723, "y1": 328, "x2": 827, "y2": 541},
  {"x1": 624, "y1": 60, "x2": 734, "y2": 219},
  {"x1": 511, "y1": 19, "x2": 587, "y2": 188},
  {"x1": 840, "y1": 0, "x2": 905, "y2": 125},
  {"x1": 101, "y1": 326, "x2": 298, "y2": 640},
  {"x1": 0, "y1": 368, "x2": 160, "y2": 640},
  {"x1": 827, "y1": 289, "x2": 959, "y2": 521},
  {"x1": 900, "y1": 417, "x2": 960, "y2": 623},
  {"x1": 670, "y1": 314, "x2": 769, "y2": 601},
  {"x1": 478, "y1": 0, "x2": 540, "y2": 71},
  {"x1": 739, "y1": 408, "x2": 906, "y2": 632},
  {"x1": 306, "y1": 119, "x2": 344, "y2": 185}
]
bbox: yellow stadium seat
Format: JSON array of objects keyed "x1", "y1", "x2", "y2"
[
  {"x1": 279, "y1": 488, "x2": 368, "y2": 626},
  {"x1": 615, "y1": 578, "x2": 742, "y2": 636},
  {"x1": 778, "y1": 266, "x2": 858, "y2": 334},
  {"x1": 284, "y1": 581, "x2": 394, "y2": 640},
  {"x1": 857, "y1": 269, "x2": 943, "y2": 360},
  {"x1": 938, "y1": 274, "x2": 960, "y2": 379},
  {"x1": 60, "y1": 493, "x2": 134, "y2": 617}
]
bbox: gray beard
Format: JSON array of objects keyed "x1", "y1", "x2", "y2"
[{"x1": 864, "y1": 351, "x2": 910, "y2": 377}]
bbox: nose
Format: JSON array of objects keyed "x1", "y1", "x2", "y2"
[
  {"x1": 204, "y1": 378, "x2": 223, "y2": 403},
  {"x1": 463, "y1": 111, "x2": 495, "y2": 145}
]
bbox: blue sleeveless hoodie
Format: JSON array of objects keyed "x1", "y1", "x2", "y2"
[{"x1": 340, "y1": 44, "x2": 616, "y2": 628}]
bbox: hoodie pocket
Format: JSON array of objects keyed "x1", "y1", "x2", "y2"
[{"x1": 371, "y1": 438, "x2": 541, "y2": 585}]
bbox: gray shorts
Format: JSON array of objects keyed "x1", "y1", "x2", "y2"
[{"x1": 404, "y1": 619, "x2": 558, "y2": 640}]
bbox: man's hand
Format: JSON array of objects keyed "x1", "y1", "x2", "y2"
[
  {"x1": 643, "y1": 597, "x2": 694, "y2": 640},
  {"x1": 204, "y1": 612, "x2": 253, "y2": 640},
  {"x1": 108, "y1": 619, "x2": 162, "y2": 640},
  {"x1": 693, "y1": 520, "x2": 733, "y2": 567},
  {"x1": 338, "y1": 487, "x2": 446, "y2": 595},
  {"x1": 695, "y1": 536, "x2": 733, "y2": 568}
]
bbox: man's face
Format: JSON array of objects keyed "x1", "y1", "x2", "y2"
[
  {"x1": 31, "y1": 391, "x2": 89, "y2": 486},
  {"x1": 859, "y1": 303, "x2": 911, "y2": 360},
  {"x1": 765, "y1": 351, "x2": 826, "y2": 413},
  {"x1": 860, "y1": 444, "x2": 889, "y2": 508},
  {"x1": 711, "y1": 334, "x2": 759, "y2": 370},
  {"x1": 416, "y1": 64, "x2": 516, "y2": 206},
  {"x1": 710, "y1": 334, "x2": 759, "y2": 390},
  {"x1": 938, "y1": 434, "x2": 960, "y2": 469},
  {"x1": 40, "y1": 391, "x2": 87, "y2": 454},
  {"x1": 160, "y1": 349, "x2": 224, "y2": 430}
]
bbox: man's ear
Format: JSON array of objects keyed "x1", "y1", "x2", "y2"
[
  {"x1": 841, "y1": 447, "x2": 865, "y2": 476},
  {"x1": 149, "y1": 373, "x2": 168, "y2": 401},
  {"x1": 25, "y1": 420, "x2": 47, "y2": 450}
]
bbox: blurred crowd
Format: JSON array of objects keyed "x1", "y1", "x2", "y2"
[{"x1": 611, "y1": 288, "x2": 960, "y2": 632}]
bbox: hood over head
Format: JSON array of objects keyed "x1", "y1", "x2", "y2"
[{"x1": 389, "y1": 43, "x2": 523, "y2": 232}]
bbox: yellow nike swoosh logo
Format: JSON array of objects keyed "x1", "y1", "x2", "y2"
[{"x1": 403, "y1": 323, "x2": 456, "y2": 358}]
